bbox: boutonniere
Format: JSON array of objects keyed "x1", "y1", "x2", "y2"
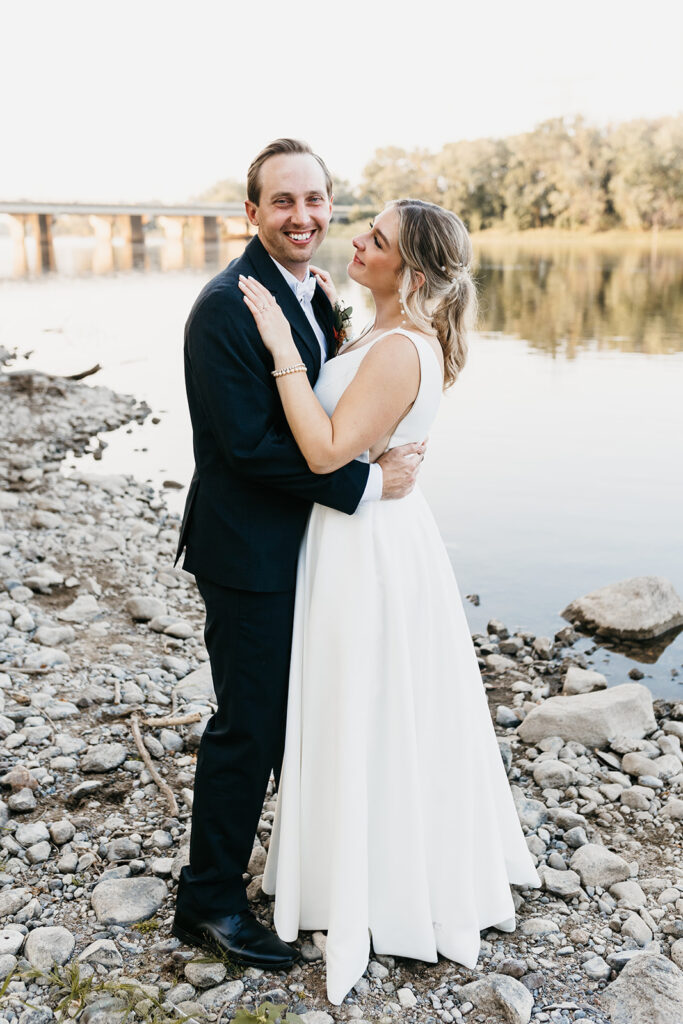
[{"x1": 332, "y1": 299, "x2": 353, "y2": 350}]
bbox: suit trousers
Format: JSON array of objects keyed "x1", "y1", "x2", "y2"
[{"x1": 176, "y1": 576, "x2": 296, "y2": 917}]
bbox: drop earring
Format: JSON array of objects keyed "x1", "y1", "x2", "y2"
[{"x1": 398, "y1": 288, "x2": 407, "y2": 324}]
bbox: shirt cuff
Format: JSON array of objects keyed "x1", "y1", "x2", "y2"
[{"x1": 359, "y1": 462, "x2": 383, "y2": 505}]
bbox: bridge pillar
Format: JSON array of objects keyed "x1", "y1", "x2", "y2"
[
  {"x1": 89, "y1": 215, "x2": 114, "y2": 241},
  {"x1": 224, "y1": 216, "x2": 253, "y2": 240},
  {"x1": 157, "y1": 216, "x2": 184, "y2": 241},
  {"x1": 129, "y1": 214, "x2": 144, "y2": 245},
  {"x1": 7, "y1": 215, "x2": 28, "y2": 276},
  {"x1": 29, "y1": 213, "x2": 55, "y2": 271}
]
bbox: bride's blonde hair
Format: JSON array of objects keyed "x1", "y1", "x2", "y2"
[{"x1": 390, "y1": 199, "x2": 477, "y2": 389}]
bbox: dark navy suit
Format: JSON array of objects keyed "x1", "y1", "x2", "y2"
[{"x1": 175, "y1": 235, "x2": 369, "y2": 916}]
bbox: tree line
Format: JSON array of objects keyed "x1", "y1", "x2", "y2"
[{"x1": 201, "y1": 114, "x2": 683, "y2": 232}]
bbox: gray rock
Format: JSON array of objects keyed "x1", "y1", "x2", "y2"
[
  {"x1": 23, "y1": 646, "x2": 70, "y2": 670},
  {"x1": 0, "y1": 952, "x2": 17, "y2": 979},
  {"x1": 598, "y1": 951, "x2": 683, "y2": 1023},
  {"x1": 517, "y1": 683, "x2": 656, "y2": 746},
  {"x1": 91, "y1": 877, "x2": 167, "y2": 925},
  {"x1": 562, "y1": 575, "x2": 683, "y2": 641},
  {"x1": 458, "y1": 972, "x2": 534, "y2": 1024},
  {"x1": 510, "y1": 786, "x2": 547, "y2": 830},
  {"x1": 300, "y1": 1014, "x2": 335, "y2": 1024},
  {"x1": 78, "y1": 938, "x2": 123, "y2": 967},
  {"x1": 24, "y1": 926, "x2": 75, "y2": 970},
  {"x1": 174, "y1": 663, "x2": 216, "y2": 704},
  {"x1": 563, "y1": 666, "x2": 607, "y2": 695},
  {"x1": 539, "y1": 866, "x2": 583, "y2": 898},
  {"x1": 57, "y1": 594, "x2": 101, "y2": 623},
  {"x1": 27, "y1": 841, "x2": 51, "y2": 864},
  {"x1": 197, "y1": 980, "x2": 244, "y2": 1008},
  {"x1": 15, "y1": 821, "x2": 50, "y2": 847},
  {"x1": 126, "y1": 597, "x2": 166, "y2": 622},
  {"x1": 661, "y1": 797, "x2": 683, "y2": 820},
  {"x1": 569, "y1": 844, "x2": 631, "y2": 887},
  {"x1": 610, "y1": 880, "x2": 647, "y2": 909},
  {"x1": 81, "y1": 743, "x2": 127, "y2": 772},
  {"x1": 622, "y1": 913, "x2": 653, "y2": 946},
  {"x1": 497, "y1": 706, "x2": 522, "y2": 727},
  {"x1": 0, "y1": 888, "x2": 32, "y2": 918},
  {"x1": 18, "y1": 1007, "x2": 54, "y2": 1024},
  {"x1": 0, "y1": 927, "x2": 24, "y2": 955},
  {"x1": 584, "y1": 955, "x2": 611, "y2": 980},
  {"x1": 184, "y1": 959, "x2": 227, "y2": 987},
  {"x1": 33, "y1": 625, "x2": 75, "y2": 647},
  {"x1": 48, "y1": 820, "x2": 75, "y2": 845},
  {"x1": 532, "y1": 759, "x2": 576, "y2": 789},
  {"x1": 520, "y1": 918, "x2": 559, "y2": 936}
]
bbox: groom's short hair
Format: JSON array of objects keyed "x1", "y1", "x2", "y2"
[{"x1": 247, "y1": 138, "x2": 333, "y2": 205}]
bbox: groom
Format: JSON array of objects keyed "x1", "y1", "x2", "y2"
[{"x1": 172, "y1": 138, "x2": 424, "y2": 967}]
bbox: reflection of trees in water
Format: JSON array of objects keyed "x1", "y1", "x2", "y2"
[
  {"x1": 474, "y1": 246, "x2": 683, "y2": 355},
  {"x1": 319, "y1": 238, "x2": 683, "y2": 356}
]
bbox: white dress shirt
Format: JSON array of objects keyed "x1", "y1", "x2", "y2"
[{"x1": 269, "y1": 256, "x2": 382, "y2": 505}]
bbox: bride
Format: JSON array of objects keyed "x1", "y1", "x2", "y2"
[{"x1": 238, "y1": 198, "x2": 541, "y2": 1005}]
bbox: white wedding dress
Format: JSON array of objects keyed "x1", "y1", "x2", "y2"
[{"x1": 262, "y1": 328, "x2": 541, "y2": 1004}]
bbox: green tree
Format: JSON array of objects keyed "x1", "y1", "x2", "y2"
[
  {"x1": 433, "y1": 137, "x2": 510, "y2": 229},
  {"x1": 359, "y1": 147, "x2": 439, "y2": 205},
  {"x1": 607, "y1": 115, "x2": 683, "y2": 229}
]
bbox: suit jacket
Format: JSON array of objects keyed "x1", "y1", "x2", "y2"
[{"x1": 175, "y1": 234, "x2": 370, "y2": 591}]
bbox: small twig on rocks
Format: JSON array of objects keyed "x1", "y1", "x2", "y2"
[
  {"x1": 65, "y1": 363, "x2": 102, "y2": 381},
  {"x1": 142, "y1": 712, "x2": 202, "y2": 728},
  {"x1": 113, "y1": 677, "x2": 121, "y2": 704},
  {"x1": 130, "y1": 714, "x2": 179, "y2": 816}
]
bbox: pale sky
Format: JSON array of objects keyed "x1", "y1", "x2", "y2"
[{"x1": 2, "y1": 0, "x2": 682, "y2": 203}]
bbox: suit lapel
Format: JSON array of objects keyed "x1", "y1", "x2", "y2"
[
  {"x1": 312, "y1": 285, "x2": 336, "y2": 358},
  {"x1": 242, "y1": 236, "x2": 323, "y2": 373}
]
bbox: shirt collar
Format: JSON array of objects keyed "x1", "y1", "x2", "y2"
[{"x1": 269, "y1": 255, "x2": 316, "y2": 303}]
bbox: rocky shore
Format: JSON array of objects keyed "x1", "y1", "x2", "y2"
[{"x1": 0, "y1": 361, "x2": 682, "y2": 1024}]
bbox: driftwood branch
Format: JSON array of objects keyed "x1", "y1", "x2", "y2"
[
  {"x1": 143, "y1": 712, "x2": 202, "y2": 728},
  {"x1": 130, "y1": 713, "x2": 179, "y2": 816},
  {"x1": 65, "y1": 363, "x2": 102, "y2": 381}
]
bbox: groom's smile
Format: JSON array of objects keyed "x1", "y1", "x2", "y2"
[{"x1": 245, "y1": 152, "x2": 333, "y2": 280}]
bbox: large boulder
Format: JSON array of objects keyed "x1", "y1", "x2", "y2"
[
  {"x1": 561, "y1": 575, "x2": 683, "y2": 641},
  {"x1": 516, "y1": 683, "x2": 655, "y2": 747},
  {"x1": 598, "y1": 951, "x2": 683, "y2": 1023}
]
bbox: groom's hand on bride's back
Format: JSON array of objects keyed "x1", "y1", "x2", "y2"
[{"x1": 378, "y1": 441, "x2": 427, "y2": 500}]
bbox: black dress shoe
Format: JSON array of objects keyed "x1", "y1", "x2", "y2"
[{"x1": 172, "y1": 908, "x2": 298, "y2": 969}]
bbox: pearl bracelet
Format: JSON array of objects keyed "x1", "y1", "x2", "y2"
[{"x1": 271, "y1": 362, "x2": 307, "y2": 378}]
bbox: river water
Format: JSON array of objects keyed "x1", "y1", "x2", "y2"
[{"x1": 1, "y1": 231, "x2": 682, "y2": 698}]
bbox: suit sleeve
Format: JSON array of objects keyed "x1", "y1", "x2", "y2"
[{"x1": 187, "y1": 287, "x2": 370, "y2": 514}]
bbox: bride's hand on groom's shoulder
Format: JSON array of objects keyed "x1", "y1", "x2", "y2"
[
  {"x1": 238, "y1": 275, "x2": 297, "y2": 361},
  {"x1": 309, "y1": 266, "x2": 338, "y2": 307}
]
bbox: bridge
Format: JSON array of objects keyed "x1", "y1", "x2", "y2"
[{"x1": 0, "y1": 201, "x2": 362, "y2": 271}]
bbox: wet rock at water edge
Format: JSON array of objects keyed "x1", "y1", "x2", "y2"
[
  {"x1": 561, "y1": 575, "x2": 683, "y2": 641},
  {"x1": 562, "y1": 665, "x2": 607, "y2": 695}
]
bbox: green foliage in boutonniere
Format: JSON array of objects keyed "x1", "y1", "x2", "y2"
[{"x1": 332, "y1": 299, "x2": 353, "y2": 351}]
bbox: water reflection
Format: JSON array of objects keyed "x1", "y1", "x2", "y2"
[{"x1": 2, "y1": 230, "x2": 681, "y2": 356}]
